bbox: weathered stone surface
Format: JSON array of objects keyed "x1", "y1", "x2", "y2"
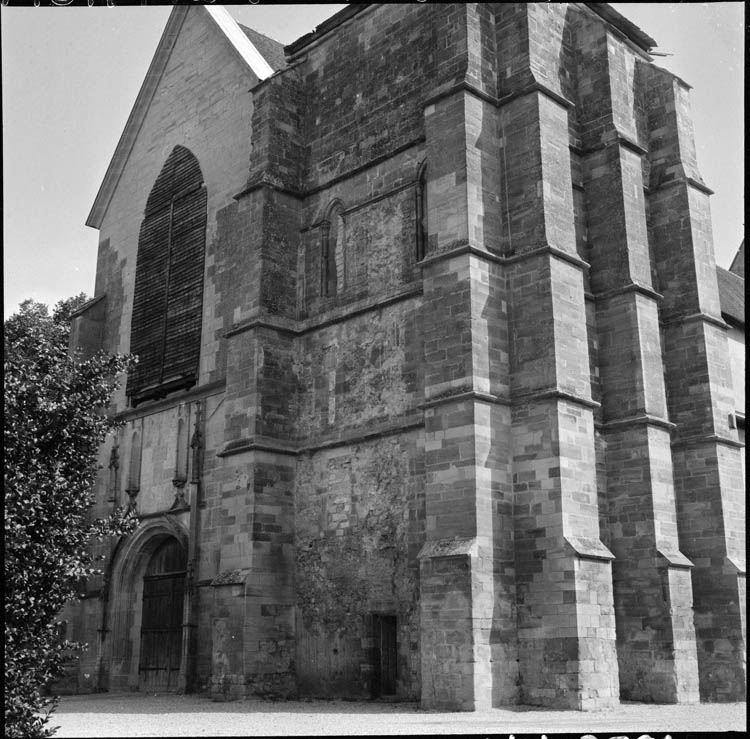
[{"x1": 60, "y1": 2, "x2": 744, "y2": 712}]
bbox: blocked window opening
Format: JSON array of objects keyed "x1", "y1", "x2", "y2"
[
  {"x1": 174, "y1": 417, "x2": 188, "y2": 486},
  {"x1": 127, "y1": 146, "x2": 207, "y2": 405},
  {"x1": 126, "y1": 430, "x2": 141, "y2": 500},
  {"x1": 321, "y1": 202, "x2": 344, "y2": 298},
  {"x1": 416, "y1": 163, "x2": 427, "y2": 261}
]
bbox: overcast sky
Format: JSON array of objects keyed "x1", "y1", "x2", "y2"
[{"x1": 1, "y1": 3, "x2": 744, "y2": 317}]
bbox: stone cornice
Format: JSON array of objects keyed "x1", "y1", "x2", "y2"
[
  {"x1": 503, "y1": 244, "x2": 590, "y2": 271},
  {"x1": 421, "y1": 390, "x2": 511, "y2": 410},
  {"x1": 304, "y1": 178, "x2": 421, "y2": 232},
  {"x1": 565, "y1": 535, "x2": 615, "y2": 562},
  {"x1": 513, "y1": 388, "x2": 600, "y2": 410},
  {"x1": 671, "y1": 433, "x2": 744, "y2": 450},
  {"x1": 225, "y1": 317, "x2": 298, "y2": 339},
  {"x1": 598, "y1": 414, "x2": 676, "y2": 433},
  {"x1": 419, "y1": 242, "x2": 505, "y2": 268},
  {"x1": 579, "y1": 131, "x2": 648, "y2": 158},
  {"x1": 419, "y1": 242, "x2": 590, "y2": 272},
  {"x1": 497, "y1": 81, "x2": 576, "y2": 111},
  {"x1": 656, "y1": 547, "x2": 694, "y2": 569},
  {"x1": 285, "y1": 4, "x2": 373, "y2": 58},
  {"x1": 237, "y1": 136, "x2": 425, "y2": 206},
  {"x1": 423, "y1": 80, "x2": 499, "y2": 110},
  {"x1": 593, "y1": 282, "x2": 664, "y2": 303},
  {"x1": 217, "y1": 414, "x2": 425, "y2": 458},
  {"x1": 115, "y1": 380, "x2": 226, "y2": 423},
  {"x1": 217, "y1": 437, "x2": 298, "y2": 458},
  {"x1": 660, "y1": 311, "x2": 729, "y2": 331},
  {"x1": 422, "y1": 78, "x2": 575, "y2": 115},
  {"x1": 225, "y1": 285, "x2": 423, "y2": 341},
  {"x1": 649, "y1": 175, "x2": 714, "y2": 196},
  {"x1": 417, "y1": 536, "x2": 478, "y2": 560},
  {"x1": 233, "y1": 177, "x2": 303, "y2": 202}
]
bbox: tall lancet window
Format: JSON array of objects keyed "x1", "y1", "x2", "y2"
[
  {"x1": 321, "y1": 201, "x2": 344, "y2": 298},
  {"x1": 416, "y1": 162, "x2": 428, "y2": 262},
  {"x1": 127, "y1": 146, "x2": 207, "y2": 405}
]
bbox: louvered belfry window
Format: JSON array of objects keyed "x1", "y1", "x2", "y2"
[{"x1": 127, "y1": 146, "x2": 207, "y2": 405}]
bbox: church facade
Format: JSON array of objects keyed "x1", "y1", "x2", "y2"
[{"x1": 62, "y1": 4, "x2": 745, "y2": 710}]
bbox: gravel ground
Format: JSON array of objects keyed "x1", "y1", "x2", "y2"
[{"x1": 50, "y1": 692, "x2": 746, "y2": 736}]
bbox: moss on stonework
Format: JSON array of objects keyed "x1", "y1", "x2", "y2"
[{"x1": 295, "y1": 440, "x2": 417, "y2": 636}]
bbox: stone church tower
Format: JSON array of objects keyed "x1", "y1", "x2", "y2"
[{"x1": 63, "y1": 4, "x2": 745, "y2": 710}]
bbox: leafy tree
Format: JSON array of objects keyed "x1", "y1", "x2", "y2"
[{"x1": 4, "y1": 296, "x2": 137, "y2": 737}]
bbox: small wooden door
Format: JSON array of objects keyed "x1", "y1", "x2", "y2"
[
  {"x1": 138, "y1": 538, "x2": 186, "y2": 691},
  {"x1": 373, "y1": 614, "x2": 397, "y2": 697}
]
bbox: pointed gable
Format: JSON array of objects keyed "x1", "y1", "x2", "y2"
[
  {"x1": 203, "y1": 6, "x2": 275, "y2": 79},
  {"x1": 86, "y1": 6, "x2": 280, "y2": 230}
]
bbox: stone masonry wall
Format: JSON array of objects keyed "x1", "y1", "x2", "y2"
[
  {"x1": 294, "y1": 4, "x2": 436, "y2": 190},
  {"x1": 645, "y1": 65, "x2": 745, "y2": 700},
  {"x1": 94, "y1": 7, "x2": 258, "y2": 404},
  {"x1": 70, "y1": 3, "x2": 744, "y2": 710},
  {"x1": 294, "y1": 436, "x2": 424, "y2": 700},
  {"x1": 573, "y1": 8, "x2": 700, "y2": 703}
]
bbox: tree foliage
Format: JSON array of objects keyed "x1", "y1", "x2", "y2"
[{"x1": 4, "y1": 296, "x2": 137, "y2": 737}]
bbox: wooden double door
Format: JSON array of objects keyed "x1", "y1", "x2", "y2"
[{"x1": 138, "y1": 538, "x2": 186, "y2": 691}]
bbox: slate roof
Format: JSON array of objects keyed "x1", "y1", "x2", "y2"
[
  {"x1": 238, "y1": 24, "x2": 287, "y2": 72},
  {"x1": 729, "y1": 240, "x2": 745, "y2": 278},
  {"x1": 717, "y1": 266, "x2": 745, "y2": 327}
]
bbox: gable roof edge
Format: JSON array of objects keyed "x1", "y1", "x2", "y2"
[
  {"x1": 204, "y1": 6, "x2": 274, "y2": 79},
  {"x1": 86, "y1": 6, "x2": 275, "y2": 231},
  {"x1": 86, "y1": 7, "x2": 189, "y2": 230}
]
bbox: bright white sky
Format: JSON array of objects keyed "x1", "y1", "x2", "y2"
[{"x1": 1, "y1": 3, "x2": 744, "y2": 317}]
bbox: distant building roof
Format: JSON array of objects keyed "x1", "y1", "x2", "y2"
[
  {"x1": 729, "y1": 240, "x2": 745, "y2": 279},
  {"x1": 717, "y1": 266, "x2": 745, "y2": 327},
  {"x1": 237, "y1": 23, "x2": 287, "y2": 72}
]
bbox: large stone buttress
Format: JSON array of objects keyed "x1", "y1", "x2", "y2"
[{"x1": 67, "y1": 3, "x2": 743, "y2": 710}]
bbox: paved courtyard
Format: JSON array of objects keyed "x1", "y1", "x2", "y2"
[{"x1": 51, "y1": 692, "x2": 746, "y2": 736}]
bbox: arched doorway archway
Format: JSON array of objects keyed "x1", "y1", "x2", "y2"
[
  {"x1": 138, "y1": 537, "x2": 186, "y2": 690},
  {"x1": 104, "y1": 517, "x2": 189, "y2": 692}
]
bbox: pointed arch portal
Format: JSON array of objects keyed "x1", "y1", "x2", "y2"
[
  {"x1": 138, "y1": 536, "x2": 187, "y2": 690},
  {"x1": 105, "y1": 518, "x2": 190, "y2": 693}
]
